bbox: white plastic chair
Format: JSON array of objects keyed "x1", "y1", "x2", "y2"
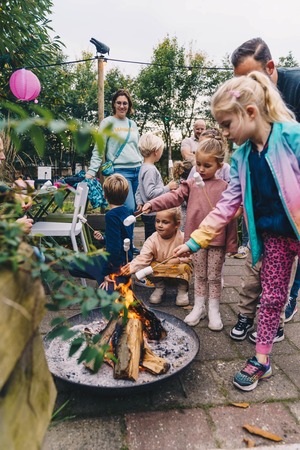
[{"x1": 30, "y1": 182, "x2": 89, "y2": 285}]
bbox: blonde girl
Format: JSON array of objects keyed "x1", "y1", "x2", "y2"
[
  {"x1": 121, "y1": 208, "x2": 192, "y2": 306},
  {"x1": 174, "y1": 71, "x2": 300, "y2": 391}
]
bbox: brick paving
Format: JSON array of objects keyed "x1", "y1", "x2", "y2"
[{"x1": 43, "y1": 226, "x2": 300, "y2": 450}]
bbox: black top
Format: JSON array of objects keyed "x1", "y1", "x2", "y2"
[
  {"x1": 277, "y1": 67, "x2": 300, "y2": 122},
  {"x1": 248, "y1": 140, "x2": 296, "y2": 238}
]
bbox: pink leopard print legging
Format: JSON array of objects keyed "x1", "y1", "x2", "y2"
[
  {"x1": 193, "y1": 247, "x2": 226, "y2": 300},
  {"x1": 256, "y1": 234, "x2": 300, "y2": 354}
]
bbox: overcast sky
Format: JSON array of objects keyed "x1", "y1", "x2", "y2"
[{"x1": 51, "y1": 0, "x2": 300, "y2": 77}]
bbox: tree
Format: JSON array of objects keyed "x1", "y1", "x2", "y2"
[
  {"x1": 277, "y1": 51, "x2": 299, "y2": 68},
  {"x1": 133, "y1": 36, "x2": 224, "y2": 175},
  {"x1": 0, "y1": 0, "x2": 63, "y2": 100}
]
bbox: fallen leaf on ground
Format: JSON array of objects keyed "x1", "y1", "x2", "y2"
[
  {"x1": 230, "y1": 402, "x2": 249, "y2": 408},
  {"x1": 243, "y1": 424, "x2": 282, "y2": 442},
  {"x1": 243, "y1": 437, "x2": 255, "y2": 448}
]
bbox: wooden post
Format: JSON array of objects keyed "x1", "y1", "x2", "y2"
[{"x1": 97, "y1": 55, "x2": 105, "y2": 125}]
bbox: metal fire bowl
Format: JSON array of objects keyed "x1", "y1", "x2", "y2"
[{"x1": 44, "y1": 308, "x2": 200, "y2": 394}]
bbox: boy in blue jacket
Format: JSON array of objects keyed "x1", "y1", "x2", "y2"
[{"x1": 69, "y1": 174, "x2": 133, "y2": 288}]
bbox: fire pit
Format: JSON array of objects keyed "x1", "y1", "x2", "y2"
[{"x1": 44, "y1": 308, "x2": 199, "y2": 394}]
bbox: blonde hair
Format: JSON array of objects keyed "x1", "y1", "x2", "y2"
[
  {"x1": 211, "y1": 71, "x2": 296, "y2": 124},
  {"x1": 173, "y1": 160, "x2": 193, "y2": 181},
  {"x1": 138, "y1": 133, "x2": 164, "y2": 158},
  {"x1": 196, "y1": 133, "x2": 227, "y2": 165},
  {"x1": 103, "y1": 174, "x2": 129, "y2": 205},
  {"x1": 156, "y1": 207, "x2": 181, "y2": 224}
]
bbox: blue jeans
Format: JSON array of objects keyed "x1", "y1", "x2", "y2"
[
  {"x1": 69, "y1": 255, "x2": 129, "y2": 293},
  {"x1": 241, "y1": 216, "x2": 249, "y2": 247},
  {"x1": 290, "y1": 260, "x2": 300, "y2": 299},
  {"x1": 114, "y1": 167, "x2": 140, "y2": 214},
  {"x1": 142, "y1": 214, "x2": 156, "y2": 240}
]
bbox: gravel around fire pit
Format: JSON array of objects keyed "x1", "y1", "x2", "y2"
[{"x1": 44, "y1": 309, "x2": 199, "y2": 393}]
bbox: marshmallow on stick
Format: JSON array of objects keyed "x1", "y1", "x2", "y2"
[
  {"x1": 123, "y1": 211, "x2": 144, "y2": 226},
  {"x1": 193, "y1": 172, "x2": 205, "y2": 188},
  {"x1": 135, "y1": 254, "x2": 177, "y2": 280},
  {"x1": 123, "y1": 238, "x2": 130, "y2": 263},
  {"x1": 41, "y1": 180, "x2": 54, "y2": 190},
  {"x1": 77, "y1": 213, "x2": 96, "y2": 232},
  {"x1": 123, "y1": 238, "x2": 130, "y2": 252}
]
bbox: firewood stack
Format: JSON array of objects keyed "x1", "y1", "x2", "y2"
[{"x1": 84, "y1": 287, "x2": 170, "y2": 381}]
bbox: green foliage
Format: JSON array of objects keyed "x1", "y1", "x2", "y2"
[
  {"x1": 277, "y1": 51, "x2": 299, "y2": 68},
  {"x1": 0, "y1": 0, "x2": 64, "y2": 100},
  {"x1": 0, "y1": 108, "x2": 128, "y2": 372}
]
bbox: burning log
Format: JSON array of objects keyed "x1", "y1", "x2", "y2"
[
  {"x1": 129, "y1": 298, "x2": 167, "y2": 341},
  {"x1": 141, "y1": 341, "x2": 170, "y2": 375},
  {"x1": 83, "y1": 281, "x2": 169, "y2": 380},
  {"x1": 112, "y1": 318, "x2": 143, "y2": 381}
]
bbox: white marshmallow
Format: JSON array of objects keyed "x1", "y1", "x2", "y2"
[
  {"x1": 135, "y1": 266, "x2": 153, "y2": 280},
  {"x1": 41, "y1": 180, "x2": 52, "y2": 190},
  {"x1": 123, "y1": 215, "x2": 136, "y2": 226},
  {"x1": 193, "y1": 172, "x2": 205, "y2": 188},
  {"x1": 123, "y1": 238, "x2": 130, "y2": 252},
  {"x1": 77, "y1": 213, "x2": 87, "y2": 224}
]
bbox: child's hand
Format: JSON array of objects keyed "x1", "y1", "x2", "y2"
[
  {"x1": 120, "y1": 263, "x2": 131, "y2": 276},
  {"x1": 99, "y1": 275, "x2": 114, "y2": 290},
  {"x1": 173, "y1": 244, "x2": 192, "y2": 257},
  {"x1": 93, "y1": 230, "x2": 103, "y2": 240},
  {"x1": 179, "y1": 256, "x2": 192, "y2": 263},
  {"x1": 168, "y1": 180, "x2": 178, "y2": 190},
  {"x1": 135, "y1": 204, "x2": 143, "y2": 214},
  {"x1": 16, "y1": 216, "x2": 33, "y2": 234},
  {"x1": 232, "y1": 205, "x2": 243, "y2": 220},
  {"x1": 142, "y1": 202, "x2": 152, "y2": 213}
]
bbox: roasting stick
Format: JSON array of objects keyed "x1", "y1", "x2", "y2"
[
  {"x1": 77, "y1": 213, "x2": 96, "y2": 232},
  {"x1": 135, "y1": 254, "x2": 177, "y2": 280},
  {"x1": 123, "y1": 238, "x2": 130, "y2": 264},
  {"x1": 193, "y1": 172, "x2": 214, "y2": 210},
  {"x1": 78, "y1": 213, "x2": 104, "y2": 241}
]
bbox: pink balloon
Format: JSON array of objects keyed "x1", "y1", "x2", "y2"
[{"x1": 9, "y1": 69, "x2": 41, "y2": 101}]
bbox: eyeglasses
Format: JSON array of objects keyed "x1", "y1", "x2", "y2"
[{"x1": 116, "y1": 101, "x2": 128, "y2": 106}]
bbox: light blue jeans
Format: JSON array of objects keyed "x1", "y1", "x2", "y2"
[{"x1": 114, "y1": 167, "x2": 140, "y2": 214}]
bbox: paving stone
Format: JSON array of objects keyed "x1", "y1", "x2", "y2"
[
  {"x1": 288, "y1": 401, "x2": 300, "y2": 422},
  {"x1": 51, "y1": 388, "x2": 153, "y2": 416},
  {"x1": 43, "y1": 417, "x2": 125, "y2": 450},
  {"x1": 126, "y1": 409, "x2": 216, "y2": 450},
  {"x1": 222, "y1": 287, "x2": 241, "y2": 304},
  {"x1": 285, "y1": 322, "x2": 300, "y2": 350},
  {"x1": 40, "y1": 308, "x2": 81, "y2": 335},
  {"x1": 197, "y1": 328, "x2": 239, "y2": 362},
  {"x1": 151, "y1": 361, "x2": 226, "y2": 408},
  {"x1": 273, "y1": 354, "x2": 300, "y2": 391},
  {"x1": 209, "y1": 403, "x2": 300, "y2": 448}
]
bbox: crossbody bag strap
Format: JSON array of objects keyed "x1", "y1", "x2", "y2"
[{"x1": 111, "y1": 119, "x2": 131, "y2": 163}]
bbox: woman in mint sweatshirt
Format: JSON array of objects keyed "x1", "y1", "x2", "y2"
[{"x1": 86, "y1": 89, "x2": 142, "y2": 214}]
